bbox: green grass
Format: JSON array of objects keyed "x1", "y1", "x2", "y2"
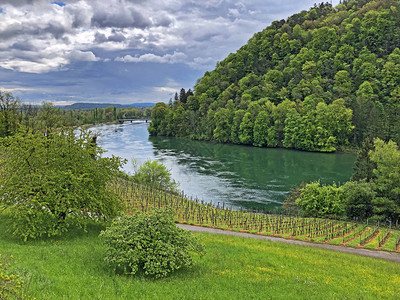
[
  {"x1": 328, "y1": 224, "x2": 364, "y2": 246},
  {"x1": 1, "y1": 215, "x2": 400, "y2": 299},
  {"x1": 364, "y1": 230, "x2": 385, "y2": 250},
  {"x1": 382, "y1": 231, "x2": 399, "y2": 252}
]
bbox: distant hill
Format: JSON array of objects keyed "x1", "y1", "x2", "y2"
[{"x1": 58, "y1": 102, "x2": 155, "y2": 110}]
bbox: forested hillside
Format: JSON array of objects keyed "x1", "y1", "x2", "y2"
[{"x1": 149, "y1": 0, "x2": 400, "y2": 152}]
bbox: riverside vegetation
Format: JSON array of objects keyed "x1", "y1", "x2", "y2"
[
  {"x1": 1, "y1": 107, "x2": 400, "y2": 299},
  {"x1": 1, "y1": 100, "x2": 400, "y2": 298}
]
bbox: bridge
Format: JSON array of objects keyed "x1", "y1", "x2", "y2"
[{"x1": 117, "y1": 118, "x2": 150, "y2": 124}]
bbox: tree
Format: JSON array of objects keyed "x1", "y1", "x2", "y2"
[
  {"x1": 100, "y1": 209, "x2": 205, "y2": 278},
  {"x1": 333, "y1": 70, "x2": 352, "y2": 98},
  {"x1": 351, "y1": 137, "x2": 376, "y2": 182},
  {"x1": 0, "y1": 92, "x2": 20, "y2": 138},
  {"x1": 37, "y1": 102, "x2": 65, "y2": 133},
  {"x1": 283, "y1": 108, "x2": 302, "y2": 149},
  {"x1": 148, "y1": 103, "x2": 171, "y2": 136},
  {"x1": 0, "y1": 129, "x2": 125, "y2": 240},
  {"x1": 369, "y1": 138, "x2": 400, "y2": 222},
  {"x1": 253, "y1": 111, "x2": 270, "y2": 147},
  {"x1": 144, "y1": 1, "x2": 400, "y2": 152},
  {"x1": 231, "y1": 109, "x2": 245, "y2": 144},
  {"x1": 179, "y1": 88, "x2": 187, "y2": 104},
  {"x1": 239, "y1": 112, "x2": 254, "y2": 145},
  {"x1": 132, "y1": 159, "x2": 179, "y2": 192},
  {"x1": 342, "y1": 181, "x2": 375, "y2": 221},
  {"x1": 296, "y1": 182, "x2": 345, "y2": 218},
  {"x1": 213, "y1": 107, "x2": 233, "y2": 143}
]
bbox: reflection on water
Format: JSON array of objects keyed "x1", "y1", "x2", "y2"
[{"x1": 89, "y1": 122, "x2": 355, "y2": 211}]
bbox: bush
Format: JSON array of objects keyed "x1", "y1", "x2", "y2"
[
  {"x1": 296, "y1": 181, "x2": 345, "y2": 217},
  {"x1": 100, "y1": 210, "x2": 205, "y2": 279}
]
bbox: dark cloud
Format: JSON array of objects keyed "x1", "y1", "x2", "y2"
[
  {"x1": 191, "y1": 31, "x2": 222, "y2": 42},
  {"x1": 11, "y1": 41, "x2": 37, "y2": 52},
  {"x1": 91, "y1": 7, "x2": 151, "y2": 29},
  {"x1": 0, "y1": 22, "x2": 68, "y2": 41},
  {"x1": 108, "y1": 32, "x2": 126, "y2": 42},
  {"x1": 94, "y1": 32, "x2": 108, "y2": 43},
  {"x1": 153, "y1": 14, "x2": 173, "y2": 27},
  {"x1": 0, "y1": 0, "x2": 44, "y2": 7},
  {"x1": 65, "y1": 4, "x2": 92, "y2": 28}
]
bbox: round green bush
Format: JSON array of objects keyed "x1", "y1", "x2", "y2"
[{"x1": 100, "y1": 210, "x2": 205, "y2": 278}]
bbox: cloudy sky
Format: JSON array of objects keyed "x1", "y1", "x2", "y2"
[{"x1": 0, "y1": 0, "x2": 340, "y2": 105}]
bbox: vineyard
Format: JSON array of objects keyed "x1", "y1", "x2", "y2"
[{"x1": 110, "y1": 179, "x2": 400, "y2": 253}]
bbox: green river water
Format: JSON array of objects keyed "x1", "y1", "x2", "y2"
[{"x1": 91, "y1": 122, "x2": 356, "y2": 211}]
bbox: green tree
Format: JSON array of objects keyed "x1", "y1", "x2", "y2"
[
  {"x1": 342, "y1": 181, "x2": 375, "y2": 221},
  {"x1": 333, "y1": 70, "x2": 352, "y2": 98},
  {"x1": 253, "y1": 108, "x2": 277, "y2": 148},
  {"x1": 0, "y1": 129, "x2": 124, "y2": 240},
  {"x1": 283, "y1": 108, "x2": 302, "y2": 148},
  {"x1": 369, "y1": 138, "x2": 400, "y2": 222},
  {"x1": 239, "y1": 112, "x2": 254, "y2": 145},
  {"x1": 132, "y1": 159, "x2": 179, "y2": 192},
  {"x1": 296, "y1": 182, "x2": 345, "y2": 218},
  {"x1": 351, "y1": 137, "x2": 376, "y2": 182},
  {"x1": 144, "y1": 0, "x2": 400, "y2": 152},
  {"x1": 213, "y1": 107, "x2": 233, "y2": 143},
  {"x1": 253, "y1": 111, "x2": 270, "y2": 147},
  {"x1": 148, "y1": 103, "x2": 171, "y2": 136},
  {"x1": 0, "y1": 92, "x2": 20, "y2": 138},
  {"x1": 37, "y1": 102, "x2": 66, "y2": 133},
  {"x1": 231, "y1": 109, "x2": 246, "y2": 144}
]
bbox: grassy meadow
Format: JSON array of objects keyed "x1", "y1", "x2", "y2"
[{"x1": 1, "y1": 215, "x2": 400, "y2": 299}]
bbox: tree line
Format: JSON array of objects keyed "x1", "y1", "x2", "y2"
[
  {"x1": 0, "y1": 92, "x2": 151, "y2": 138},
  {"x1": 149, "y1": 0, "x2": 400, "y2": 152}
]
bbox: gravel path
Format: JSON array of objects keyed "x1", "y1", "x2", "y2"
[{"x1": 177, "y1": 224, "x2": 400, "y2": 263}]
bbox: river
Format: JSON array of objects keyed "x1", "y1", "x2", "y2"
[{"x1": 89, "y1": 122, "x2": 356, "y2": 211}]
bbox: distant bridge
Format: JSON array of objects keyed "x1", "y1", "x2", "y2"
[{"x1": 117, "y1": 119, "x2": 150, "y2": 124}]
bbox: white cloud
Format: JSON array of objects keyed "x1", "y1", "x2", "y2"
[
  {"x1": 0, "y1": 86, "x2": 37, "y2": 93},
  {"x1": 0, "y1": 57, "x2": 68, "y2": 73},
  {"x1": 154, "y1": 87, "x2": 178, "y2": 93},
  {"x1": 44, "y1": 100, "x2": 76, "y2": 106},
  {"x1": 228, "y1": 8, "x2": 240, "y2": 18},
  {"x1": 115, "y1": 51, "x2": 187, "y2": 64},
  {"x1": 68, "y1": 50, "x2": 99, "y2": 62}
]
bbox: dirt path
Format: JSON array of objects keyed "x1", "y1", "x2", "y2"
[{"x1": 177, "y1": 224, "x2": 400, "y2": 263}]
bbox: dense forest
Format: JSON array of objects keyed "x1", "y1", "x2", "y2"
[{"x1": 149, "y1": 0, "x2": 400, "y2": 152}]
